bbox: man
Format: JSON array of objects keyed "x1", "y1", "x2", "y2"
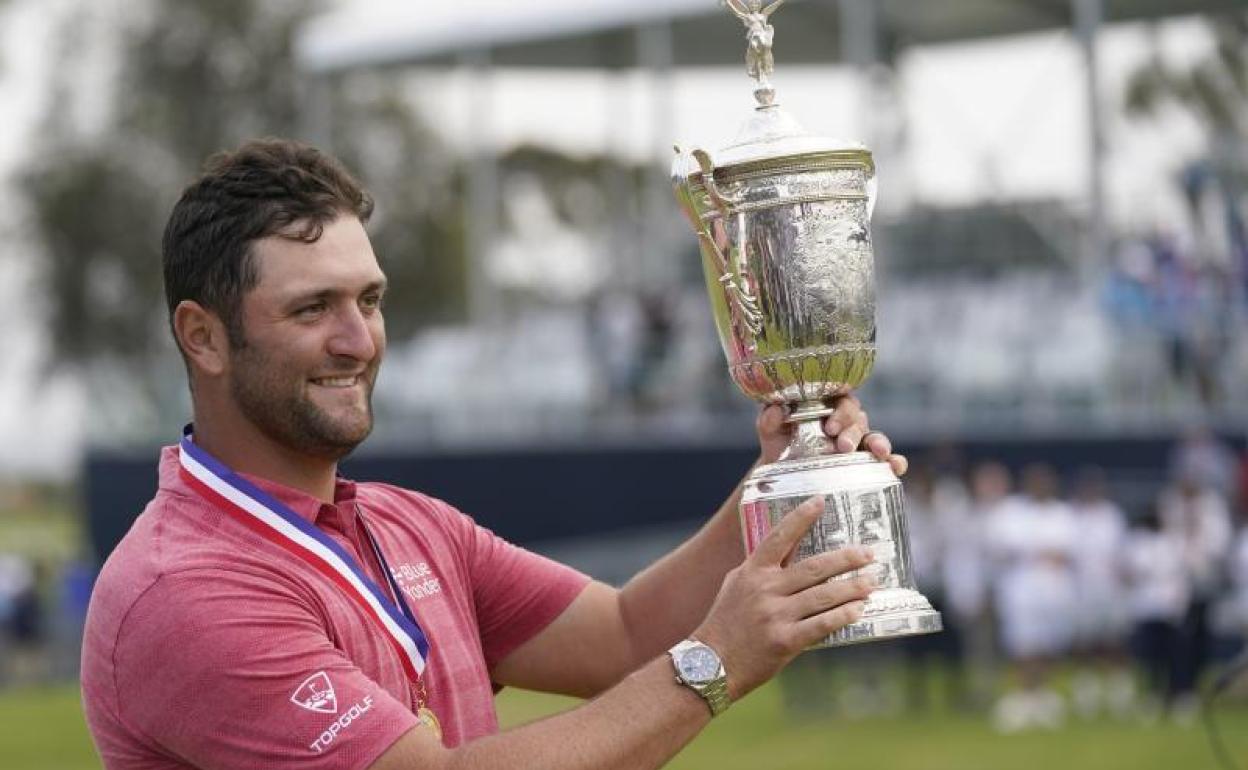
[{"x1": 81, "y1": 138, "x2": 906, "y2": 770}]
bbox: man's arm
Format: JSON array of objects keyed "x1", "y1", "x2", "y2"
[
  {"x1": 372, "y1": 500, "x2": 876, "y2": 770},
  {"x1": 492, "y1": 394, "x2": 905, "y2": 695},
  {"x1": 376, "y1": 656, "x2": 711, "y2": 770}
]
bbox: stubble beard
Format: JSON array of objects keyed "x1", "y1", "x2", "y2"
[{"x1": 228, "y1": 342, "x2": 377, "y2": 461}]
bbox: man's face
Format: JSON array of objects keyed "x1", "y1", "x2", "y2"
[{"x1": 226, "y1": 215, "x2": 387, "y2": 460}]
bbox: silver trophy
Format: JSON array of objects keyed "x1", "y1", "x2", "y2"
[{"x1": 672, "y1": 0, "x2": 940, "y2": 646}]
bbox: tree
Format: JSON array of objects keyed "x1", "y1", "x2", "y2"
[{"x1": 1125, "y1": 12, "x2": 1248, "y2": 142}]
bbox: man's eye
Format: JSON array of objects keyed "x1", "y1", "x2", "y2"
[
  {"x1": 362, "y1": 294, "x2": 384, "y2": 310},
  {"x1": 296, "y1": 303, "x2": 326, "y2": 317}
]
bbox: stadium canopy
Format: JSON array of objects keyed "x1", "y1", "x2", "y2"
[
  {"x1": 296, "y1": 0, "x2": 1241, "y2": 74},
  {"x1": 294, "y1": 0, "x2": 1240, "y2": 316}
]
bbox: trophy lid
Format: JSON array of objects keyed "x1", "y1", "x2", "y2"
[
  {"x1": 713, "y1": 102, "x2": 873, "y2": 172},
  {"x1": 675, "y1": 0, "x2": 873, "y2": 179}
]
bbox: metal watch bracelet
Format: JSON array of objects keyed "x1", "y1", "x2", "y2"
[{"x1": 696, "y1": 675, "x2": 731, "y2": 717}]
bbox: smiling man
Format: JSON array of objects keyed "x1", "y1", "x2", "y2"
[{"x1": 80, "y1": 138, "x2": 905, "y2": 770}]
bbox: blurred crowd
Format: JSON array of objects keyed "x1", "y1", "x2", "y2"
[
  {"x1": 1103, "y1": 228, "x2": 1245, "y2": 410},
  {"x1": 889, "y1": 428, "x2": 1248, "y2": 732},
  {"x1": 1084, "y1": 160, "x2": 1246, "y2": 411},
  {"x1": 0, "y1": 551, "x2": 92, "y2": 687}
]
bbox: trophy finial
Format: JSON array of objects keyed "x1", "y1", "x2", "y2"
[{"x1": 722, "y1": 0, "x2": 786, "y2": 107}]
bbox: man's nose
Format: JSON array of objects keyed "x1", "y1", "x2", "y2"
[{"x1": 327, "y1": 304, "x2": 378, "y2": 360}]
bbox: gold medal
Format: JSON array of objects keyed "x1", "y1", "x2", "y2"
[{"x1": 417, "y1": 705, "x2": 442, "y2": 743}]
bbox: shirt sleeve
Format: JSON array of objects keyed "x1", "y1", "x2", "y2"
[
  {"x1": 113, "y1": 568, "x2": 420, "y2": 770},
  {"x1": 441, "y1": 503, "x2": 591, "y2": 671}
]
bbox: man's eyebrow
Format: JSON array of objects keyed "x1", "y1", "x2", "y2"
[
  {"x1": 284, "y1": 288, "x2": 333, "y2": 306},
  {"x1": 285, "y1": 278, "x2": 388, "y2": 305}
]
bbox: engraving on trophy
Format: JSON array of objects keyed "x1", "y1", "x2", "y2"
[
  {"x1": 854, "y1": 492, "x2": 883, "y2": 545},
  {"x1": 882, "y1": 484, "x2": 912, "y2": 587},
  {"x1": 832, "y1": 622, "x2": 874, "y2": 643}
]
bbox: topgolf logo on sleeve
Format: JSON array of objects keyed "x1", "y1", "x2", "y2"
[
  {"x1": 291, "y1": 671, "x2": 378, "y2": 754},
  {"x1": 291, "y1": 671, "x2": 338, "y2": 714}
]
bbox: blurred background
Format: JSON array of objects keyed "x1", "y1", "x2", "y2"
[{"x1": 1, "y1": 0, "x2": 1247, "y2": 768}]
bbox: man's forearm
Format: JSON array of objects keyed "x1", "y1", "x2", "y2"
[
  {"x1": 616, "y1": 464, "x2": 756, "y2": 664},
  {"x1": 446, "y1": 657, "x2": 710, "y2": 770}
]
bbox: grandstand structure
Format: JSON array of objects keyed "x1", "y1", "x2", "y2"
[{"x1": 291, "y1": 0, "x2": 1247, "y2": 444}]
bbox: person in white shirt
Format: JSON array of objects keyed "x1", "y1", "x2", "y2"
[
  {"x1": 987, "y1": 463, "x2": 1079, "y2": 731},
  {"x1": 1122, "y1": 504, "x2": 1189, "y2": 717},
  {"x1": 1158, "y1": 473, "x2": 1234, "y2": 712},
  {"x1": 1068, "y1": 466, "x2": 1133, "y2": 718}
]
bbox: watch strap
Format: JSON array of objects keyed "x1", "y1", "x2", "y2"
[{"x1": 699, "y1": 675, "x2": 731, "y2": 716}]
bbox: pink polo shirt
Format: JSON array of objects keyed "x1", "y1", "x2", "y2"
[{"x1": 82, "y1": 446, "x2": 591, "y2": 769}]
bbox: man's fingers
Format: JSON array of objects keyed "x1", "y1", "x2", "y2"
[
  {"x1": 793, "y1": 600, "x2": 867, "y2": 647},
  {"x1": 834, "y1": 425, "x2": 866, "y2": 454},
  {"x1": 823, "y1": 396, "x2": 904, "y2": 471},
  {"x1": 862, "y1": 431, "x2": 892, "y2": 460},
  {"x1": 823, "y1": 394, "x2": 869, "y2": 453},
  {"x1": 789, "y1": 572, "x2": 876, "y2": 619},
  {"x1": 756, "y1": 404, "x2": 787, "y2": 437},
  {"x1": 823, "y1": 393, "x2": 863, "y2": 436},
  {"x1": 752, "y1": 496, "x2": 823, "y2": 566},
  {"x1": 888, "y1": 453, "x2": 909, "y2": 478},
  {"x1": 779, "y1": 545, "x2": 874, "y2": 593},
  {"x1": 755, "y1": 404, "x2": 793, "y2": 464}
]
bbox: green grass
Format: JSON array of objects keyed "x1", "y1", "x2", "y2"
[
  {"x1": 498, "y1": 681, "x2": 1248, "y2": 770},
  {"x1": 9, "y1": 676, "x2": 1244, "y2": 770},
  {"x1": 0, "y1": 685, "x2": 98, "y2": 770}
]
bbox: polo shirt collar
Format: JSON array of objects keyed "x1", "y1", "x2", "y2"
[
  {"x1": 159, "y1": 441, "x2": 360, "y2": 525},
  {"x1": 235, "y1": 472, "x2": 360, "y2": 524}
]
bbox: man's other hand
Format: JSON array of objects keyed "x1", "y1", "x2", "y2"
[
  {"x1": 755, "y1": 393, "x2": 908, "y2": 477},
  {"x1": 691, "y1": 497, "x2": 877, "y2": 701}
]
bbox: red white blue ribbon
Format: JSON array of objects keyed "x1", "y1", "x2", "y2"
[{"x1": 177, "y1": 427, "x2": 430, "y2": 679}]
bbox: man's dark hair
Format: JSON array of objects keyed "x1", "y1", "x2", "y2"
[{"x1": 162, "y1": 137, "x2": 374, "y2": 351}]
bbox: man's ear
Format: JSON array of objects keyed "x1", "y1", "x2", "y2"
[{"x1": 173, "y1": 300, "x2": 230, "y2": 378}]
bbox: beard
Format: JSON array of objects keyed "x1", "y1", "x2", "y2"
[{"x1": 227, "y1": 342, "x2": 377, "y2": 461}]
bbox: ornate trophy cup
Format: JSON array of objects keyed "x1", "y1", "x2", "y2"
[{"x1": 672, "y1": 0, "x2": 940, "y2": 646}]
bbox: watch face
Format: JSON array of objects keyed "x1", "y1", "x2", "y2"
[{"x1": 677, "y1": 646, "x2": 720, "y2": 684}]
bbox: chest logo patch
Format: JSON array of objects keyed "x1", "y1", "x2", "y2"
[
  {"x1": 291, "y1": 671, "x2": 338, "y2": 714},
  {"x1": 391, "y1": 561, "x2": 443, "y2": 602}
]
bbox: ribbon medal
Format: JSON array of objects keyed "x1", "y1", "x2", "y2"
[{"x1": 177, "y1": 428, "x2": 432, "y2": 688}]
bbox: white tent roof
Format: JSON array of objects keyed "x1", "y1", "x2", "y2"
[{"x1": 297, "y1": 0, "x2": 1243, "y2": 74}]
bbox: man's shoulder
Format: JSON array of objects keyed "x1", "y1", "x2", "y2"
[
  {"x1": 354, "y1": 481, "x2": 465, "y2": 525},
  {"x1": 89, "y1": 491, "x2": 309, "y2": 636}
]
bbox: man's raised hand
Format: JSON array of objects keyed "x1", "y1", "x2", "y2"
[
  {"x1": 691, "y1": 496, "x2": 877, "y2": 701},
  {"x1": 755, "y1": 394, "x2": 908, "y2": 477}
]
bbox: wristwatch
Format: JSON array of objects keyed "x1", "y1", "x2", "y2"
[{"x1": 668, "y1": 639, "x2": 731, "y2": 716}]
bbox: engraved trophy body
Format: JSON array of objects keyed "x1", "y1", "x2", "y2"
[{"x1": 672, "y1": 0, "x2": 940, "y2": 646}]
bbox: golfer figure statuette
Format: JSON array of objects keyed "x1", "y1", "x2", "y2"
[{"x1": 672, "y1": 0, "x2": 941, "y2": 646}]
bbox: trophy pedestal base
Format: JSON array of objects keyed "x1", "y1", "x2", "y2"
[
  {"x1": 741, "y1": 436, "x2": 942, "y2": 650},
  {"x1": 812, "y1": 590, "x2": 943, "y2": 648}
]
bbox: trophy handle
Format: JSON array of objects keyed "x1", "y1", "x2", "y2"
[
  {"x1": 691, "y1": 148, "x2": 735, "y2": 214},
  {"x1": 688, "y1": 148, "x2": 764, "y2": 339},
  {"x1": 700, "y1": 231, "x2": 764, "y2": 339}
]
